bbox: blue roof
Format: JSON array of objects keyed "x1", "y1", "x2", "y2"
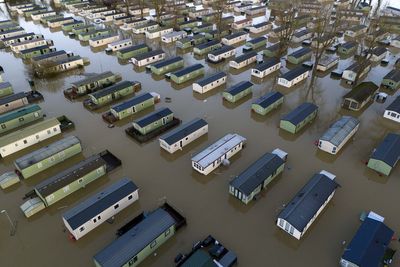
[
  {"x1": 0, "y1": 92, "x2": 26, "y2": 106},
  {"x1": 280, "y1": 66, "x2": 309, "y2": 81},
  {"x1": 253, "y1": 91, "x2": 284, "y2": 109},
  {"x1": 63, "y1": 178, "x2": 138, "y2": 230},
  {"x1": 32, "y1": 50, "x2": 66, "y2": 61},
  {"x1": 277, "y1": 172, "x2": 339, "y2": 232},
  {"x1": 224, "y1": 31, "x2": 247, "y2": 40},
  {"x1": 281, "y1": 102, "x2": 318, "y2": 125},
  {"x1": 0, "y1": 82, "x2": 12, "y2": 90},
  {"x1": 172, "y1": 64, "x2": 203, "y2": 77},
  {"x1": 252, "y1": 21, "x2": 269, "y2": 28},
  {"x1": 231, "y1": 51, "x2": 257, "y2": 63},
  {"x1": 195, "y1": 40, "x2": 220, "y2": 50},
  {"x1": 254, "y1": 58, "x2": 280, "y2": 71},
  {"x1": 0, "y1": 104, "x2": 41, "y2": 124},
  {"x1": 91, "y1": 81, "x2": 135, "y2": 99},
  {"x1": 370, "y1": 133, "x2": 400, "y2": 167},
  {"x1": 225, "y1": 81, "x2": 253, "y2": 96},
  {"x1": 111, "y1": 93, "x2": 153, "y2": 113},
  {"x1": 229, "y1": 152, "x2": 285, "y2": 195},
  {"x1": 160, "y1": 118, "x2": 207, "y2": 145},
  {"x1": 342, "y1": 217, "x2": 394, "y2": 267},
  {"x1": 132, "y1": 49, "x2": 164, "y2": 61},
  {"x1": 288, "y1": 47, "x2": 312, "y2": 59},
  {"x1": 386, "y1": 96, "x2": 400, "y2": 113},
  {"x1": 151, "y1": 56, "x2": 183, "y2": 69},
  {"x1": 134, "y1": 107, "x2": 173, "y2": 128},
  {"x1": 20, "y1": 45, "x2": 50, "y2": 54},
  {"x1": 195, "y1": 72, "x2": 226, "y2": 87},
  {"x1": 93, "y1": 208, "x2": 176, "y2": 267},
  {"x1": 247, "y1": 36, "x2": 267, "y2": 44}
]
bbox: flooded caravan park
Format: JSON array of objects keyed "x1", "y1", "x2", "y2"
[{"x1": 0, "y1": 1, "x2": 400, "y2": 267}]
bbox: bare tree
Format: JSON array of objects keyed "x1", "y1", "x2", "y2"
[
  {"x1": 212, "y1": 0, "x2": 228, "y2": 39},
  {"x1": 152, "y1": 0, "x2": 166, "y2": 24}
]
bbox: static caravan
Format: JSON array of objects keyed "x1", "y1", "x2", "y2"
[
  {"x1": 280, "y1": 102, "x2": 318, "y2": 134},
  {"x1": 116, "y1": 44, "x2": 149, "y2": 60},
  {"x1": 89, "y1": 33, "x2": 120, "y2": 48},
  {"x1": 277, "y1": 170, "x2": 339, "y2": 240},
  {"x1": 193, "y1": 40, "x2": 222, "y2": 55},
  {"x1": 93, "y1": 204, "x2": 185, "y2": 267},
  {"x1": 292, "y1": 29, "x2": 313, "y2": 43},
  {"x1": 47, "y1": 17, "x2": 75, "y2": 28},
  {"x1": 229, "y1": 51, "x2": 257, "y2": 69},
  {"x1": 108, "y1": 92, "x2": 156, "y2": 121},
  {"x1": 193, "y1": 23, "x2": 213, "y2": 34},
  {"x1": 229, "y1": 149, "x2": 287, "y2": 204},
  {"x1": 381, "y1": 69, "x2": 400, "y2": 90},
  {"x1": 14, "y1": 135, "x2": 82, "y2": 179},
  {"x1": 245, "y1": 6, "x2": 267, "y2": 16},
  {"x1": 221, "y1": 31, "x2": 248, "y2": 45},
  {"x1": 1, "y1": 33, "x2": 43, "y2": 47},
  {"x1": 20, "y1": 151, "x2": 120, "y2": 217},
  {"x1": 132, "y1": 21, "x2": 159, "y2": 34},
  {"x1": 0, "y1": 27, "x2": 25, "y2": 40},
  {"x1": 20, "y1": 45, "x2": 56, "y2": 60},
  {"x1": 31, "y1": 10, "x2": 57, "y2": 21},
  {"x1": 128, "y1": 6, "x2": 150, "y2": 16},
  {"x1": 342, "y1": 82, "x2": 379, "y2": 111},
  {"x1": 102, "y1": 12, "x2": 125, "y2": 22},
  {"x1": 263, "y1": 42, "x2": 281, "y2": 58},
  {"x1": 204, "y1": 29, "x2": 230, "y2": 41},
  {"x1": 191, "y1": 133, "x2": 247, "y2": 175},
  {"x1": 72, "y1": 24, "x2": 96, "y2": 36},
  {"x1": 316, "y1": 55, "x2": 339, "y2": 72},
  {"x1": 193, "y1": 72, "x2": 227, "y2": 94},
  {"x1": 384, "y1": 96, "x2": 400, "y2": 123},
  {"x1": 0, "y1": 82, "x2": 13, "y2": 97},
  {"x1": 78, "y1": 29, "x2": 111, "y2": 42},
  {"x1": 119, "y1": 18, "x2": 148, "y2": 31},
  {"x1": 251, "y1": 57, "x2": 281, "y2": 78},
  {"x1": 159, "y1": 118, "x2": 208, "y2": 153},
  {"x1": 23, "y1": 7, "x2": 47, "y2": 18},
  {"x1": 63, "y1": 178, "x2": 139, "y2": 240},
  {"x1": 40, "y1": 15, "x2": 65, "y2": 25},
  {"x1": 344, "y1": 24, "x2": 368, "y2": 38},
  {"x1": 233, "y1": 3, "x2": 252, "y2": 13},
  {"x1": 207, "y1": 45, "x2": 236, "y2": 63},
  {"x1": 10, "y1": 38, "x2": 53, "y2": 54},
  {"x1": 36, "y1": 55, "x2": 86, "y2": 76},
  {"x1": 105, "y1": 38, "x2": 132, "y2": 53},
  {"x1": 232, "y1": 18, "x2": 252, "y2": 30},
  {"x1": 0, "y1": 92, "x2": 29, "y2": 115},
  {"x1": 133, "y1": 107, "x2": 174, "y2": 135},
  {"x1": 0, "y1": 104, "x2": 43, "y2": 135},
  {"x1": 64, "y1": 71, "x2": 121, "y2": 98},
  {"x1": 113, "y1": 15, "x2": 135, "y2": 26},
  {"x1": 342, "y1": 62, "x2": 371, "y2": 84},
  {"x1": 178, "y1": 20, "x2": 198, "y2": 30},
  {"x1": 367, "y1": 133, "x2": 400, "y2": 176},
  {"x1": 318, "y1": 116, "x2": 360, "y2": 155},
  {"x1": 249, "y1": 22, "x2": 271, "y2": 34},
  {"x1": 0, "y1": 22, "x2": 20, "y2": 33},
  {"x1": 86, "y1": 9, "x2": 116, "y2": 20},
  {"x1": 368, "y1": 46, "x2": 387, "y2": 62},
  {"x1": 340, "y1": 213, "x2": 394, "y2": 267},
  {"x1": 188, "y1": 8, "x2": 212, "y2": 18},
  {"x1": 145, "y1": 27, "x2": 173, "y2": 39},
  {"x1": 161, "y1": 31, "x2": 187, "y2": 43},
  {"x1": 61, "y1": 20, "x2": 84, "y2": 32},
  {"x1": 176, "y1": 37, "x2": 193, "y2": 49},
  {"x1": 287, "y1": 47, "x2": 312, "y2": 65},
  {"x1": 223, "y1": 81, "x2": 253, "y2": 103},
  {"x1": 0, "y1": 118, "x2": 61, "y2": 157},
  {"x1": 251, "y1": 91, "x2": 284, "y2": 115},
  {"x1": 170, "y1": 64, "x2": 204, "y2": 84},
  {"x1": 269, "y1": 26, "x2": 287, "y2": 39},
  {"x1": 390, "y1": 35, "x2": 400, "y2": 48},
  {"x1": 85, "y1": 81, "x2": 138, "y2": 109},
  {"x1": 130, "y1": 50, "x2": 165, "y2": 67},
  {"x1": 243, "y1": 36, "x2": 267, "y2": 51},
  {"x1": 150, "y1": 56, "x2": 184, "y2": 76},
  {"x1": 278, "y1": 66, "x2": 309, "y2": 88}
]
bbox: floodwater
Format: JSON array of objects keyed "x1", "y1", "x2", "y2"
[{"x1": 0, "y1": 3, "x2": 400, "y2": 267}]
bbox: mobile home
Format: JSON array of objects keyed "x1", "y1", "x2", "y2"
[
  {"x1": 0, "y1": 27, "x2": 25, "y2": 40},
  {"x1": 0, "y1": 92, "x2": 29, "y2": 115},
  {"x1": 31, "y1": 10, "x2": 57, "y2": 21},
  {"x1": 243, "y1": 36, "x2": 267, "y2": 51},
  {"x1": 383, "y1": 96, "x2": 400, "y2": 123},
  {"x1": 368, "y1": 46, "x2": 387, "y2": 62},
  {"x1": 287, "y1": 47, "x2": 312, "y2": 65},
  {"x1": 132, "y1": 21, "x2": 159, "y2": 34},
  {"x1": 132, "y1": 107, "x2": 174, "y2": 135},
  {"x1": 10, "y1": 38, "x2": 53, "y2": 54},
  {"x1": 191, "y1": 133, "x2": 247, "y2": 175},
  {"x1": 0, "y1": 118, "x2": 61, "y2": 157},
  {"x1": 277, "y1": 170, "x2": 339, "y2": 240},
  {"x1": 0, "y1": 104, "x2": 43, "y2": 135},
  {"x1": 150, "y1": 56, "x2": 184, "y2": 76},
  {"x1": 107, "y1": 92, "x2": 157, "y2": 121},
  {"x1": 367, "y1": 133, "x2": 400, "y2": 176},
  {"x1": 292, "y1": 29, "x2": 313, "y2": 43},
  {"x1": 14, "y1": 135, "x2": 82, "y2": 179},
  {"x1": 170, "y1": 64, "x2": 204, "y2": 84},
  {"x1": 207, "y1": 45, "x2": 236, "y2": 63},
  {"x1": 159, "y1": 118, "x2": 208, "y2": 153},
  {"x1": 229, "y1": 51, "x2": 257, "y2": 69},
  {"x1": 342, "y1": 82, "x2": 378, "y2": 111},
  {"x1": 47, "y1": 17, "x2": 75, "y2": 28},
  {"x1": 245, "y1": 6, "x2": 267, "y2": 16},
  {"x1": 89, "y1": 33, "x2": 120, "y2": 48},
  {"x1": 0, "y1": 82, "x2": 13, "y2": 97},
  {"x1": 280, "y1": 102, "x2": 318, "y2": 134},
  {"x1": 317, "y1": 116, "x2": 360, "y2": 155},
  {"x1": 130, "y1": 50, "x2": 165, "y2": 67},
  {"x1": 263, "y1": 42, "x2": 281, "y2": 58},
  {"x1": 229, "y1": 149, "x2": 287, "y2": 204},
  {"x1": 1, "y1": 33, "x2": 44, "y2": 48},
  {"x1": 232, "y1": 18, "x2": 252, "y2": 30},
  {"x1": 251, "y1": 91, "x2": 284, "y2": 115},
  {"x1": 193, "y1": 71, "x2": 227, "y2": 94},
  {"x1": 277, "y1": 66, "x2": 309, "y2": 88},
  {"x1": 193, "y1": 40, "x2": 222, "y2": 55},
  {"x1": 61, "y1": 20, "x2": 84, "y2": 32},
  {"x1": 145, "y1": 27, "x2": 173, "y2": 39},
  {"x1": 316, "y1": 55, "x2": 339, "y2": 72},
  {"x1": 36, "y1": 55, "x2": 86, "y2": 76},
  {"x1": 161, "y1": 31, "x2": 187, "y2": 43},
  {"x1": 78, "y1": 29, "x2": 111, "y2": 42},
  {"x1": 344, "y1": 24, "x2": 367, "y2": 38},
  {"x1": 249, "y1": 21, "x2": 271, "y2": 34},
  {"x1": 251, "y1": 58, "x2": 281, "y2": 78},
  {"x1": 221, "y1": 31, "x2": 248, "y2": 45},
  {"x1": 116, "y1": 44, "x2": 149, "y2": 60},
  {"x1": 20, "y1": 45, "x2": 56, "y2": 60},
  {"x1": 381, "y1": 69, "x2": 400, "y2": 91},
  {"x1": 63, "y1": 178, "x2": 139, "y2": 240},
  {"x1": 342, "y1": 62, "x2": 371, "y2": 84},
  {"x1": 223, "y1": 81, "x2": 253, "y2": 103}
]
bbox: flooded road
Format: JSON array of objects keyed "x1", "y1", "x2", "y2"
[{"x1": 0, "y1": 3, "x2": 399, "y2": 267}]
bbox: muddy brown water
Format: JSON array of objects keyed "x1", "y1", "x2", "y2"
[{"x1": 0, "y1": 4, "x2": 400, "y2": 267}]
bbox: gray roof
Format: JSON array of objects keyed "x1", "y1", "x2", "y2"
[
  {"x1": 15, "y1": 136, "x2": 81, "y2": 170},
  {"x1": 160, "y1": 118, "x2": 207, "y2": 146},
  {"x1": 35, "y1": 154, "x2": 106, "y2": 198},
  {"x1": 383, "y1": 69, "x2": 400, "y2": 82},
  {"x1": 370, "y1": 133, "x2": 400, "y2": 167},
  {"x1": 319, "y1": 116, "x2": 360, "y2": 147},
  {"x1": 224, "y1": 31, "x2": 247, "y2": 40},
  {"x1": 63, "y1": 178, "x2": 138, "y2": 230},
  {"x1": 93, "y1": 208, "x2": 176, "y2": 267},
  {"x1": 230, "y1": 152, "x2": 285, "y2": 195},
  {"x1": 231, "y1": 51, "x2": 257, "y2": 64},
  {"x1": 254, "y1": 58, "x2": 280, "y2": 71},
  {"x1": 386, "y1": 96, "x2": 400, "y2": 113},
  {"x1": 277, "y1": 172, "x2": 339, "y2": 232},
  {"x1": 280, "y1": 66, "x2": 308, "y2": 81},
  {"x1": 90, "y1": 33, "x2": 119, "y2": 41},
  {"x1": 72, "y1": 71, "x2": 115, "y2": 88},
  {"x1": 209, "y1": 45, "x2": 235, "y2": 56}
]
